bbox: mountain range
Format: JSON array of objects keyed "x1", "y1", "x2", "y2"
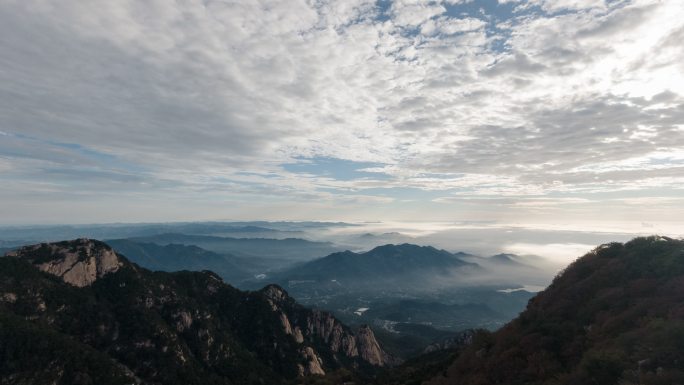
[
  {"x1": 3, "y1": 235, "x2": 681, "y2": 385},
  {"x1": 253, "y1": 243, "x2": 536, "y2": 357},
  {"x1": 98, "y1": 240, "x2": 537, "y2": 358},
  {"x1": 268, "y1": 244, "x2": 478, "y2": 289},
  {"x1": 125, "y1": 233, "x2": 341, "y2": 262},
  {"x1": 0, "y1": 239, "x2": 395, "y2": 384},
  {"x1": 104, "y1": 239, "x2": 257, "y2": 285},
  {"x1": 0, "y1": 221, "x2": 352, "y2": 245}
]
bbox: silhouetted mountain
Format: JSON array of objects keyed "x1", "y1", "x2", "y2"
[
  {"x1": 0, "y1": 239, "x2": 396, "y2": 384},
  {"x1": 424, "y1": 236, "x2": 684, "y2": 385},
  {"x1": 126, "y1": 233, "x2": 341, "y2": 261},
  {"x1": 105, "y1": 239, "x2": 256, "y2": 284},
  {"x1": 256, "y1": 244, "x2": 529, "y2": 357},
  {"x1": 0, "y1": 221, "x2": 354, "y2": 247},
  {"x1": 272, "y1": 244, "x2": 478, "y2": 286},
  {"x1": 488, "y1": 253, "x2": 525, "y2": 266}
]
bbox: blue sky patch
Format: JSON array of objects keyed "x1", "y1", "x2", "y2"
[{"x1": 282, "y1": 156, "x2": 392, "y2": 181}]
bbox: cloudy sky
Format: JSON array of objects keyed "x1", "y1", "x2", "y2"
[{"x1": 1, "y1": 0, "x2": 683, "y2": 235}]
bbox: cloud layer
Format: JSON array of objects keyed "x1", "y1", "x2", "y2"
[{"x1": 1, "y1": 0, "x2": 683, "y2": 228}]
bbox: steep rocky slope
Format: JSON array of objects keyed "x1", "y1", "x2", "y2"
[
  {"x1": 426, "y1": 236, "x2": 684, "y2": 385},
  {"x1": 0, "y1": 239, "x2": 395, "y2": 385}
]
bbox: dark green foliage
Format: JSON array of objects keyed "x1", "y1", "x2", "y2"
[
  {"x1": 372, "y1": 345, "x2": 465, "y2": 385},
  {"x1": 0, "y1": 312, "x2": 135, "y2": 385},
  {"x1": 427, "y1": 236, "x2": 684, "y2": 385},
  {"x1": 372, "y1": 324, "x2": 462, "y2": 359}
]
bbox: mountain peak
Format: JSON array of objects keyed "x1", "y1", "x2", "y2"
[
  {"x1": 489, "y1": 253, "x2": 522, "y2": 265},
  {"x1": 367, "y1": 243, "x2": 442, "y2": 255},
  {"x1": 5, "y1": 239, "x2": 124, "y2": 287},
  {"x1": 261, "y1": 284, "x2": 291, "y2": 303}
]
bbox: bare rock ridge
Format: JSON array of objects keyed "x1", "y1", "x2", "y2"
[
  {"x1": 262, "y1": 284, "x2": 398, "y2": 369},
  {"x1": 6, "y1": 238, "x2": 123, "y2": 287},
  {"x1": 356, "y1": 324, "x2": 392, "y2": 366}
]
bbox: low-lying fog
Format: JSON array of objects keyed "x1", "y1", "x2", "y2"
[{"x1": 1, "y1": 220, "x2": 676, "y2": 290}]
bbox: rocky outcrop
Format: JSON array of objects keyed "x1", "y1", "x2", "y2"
[
  {"x1": 278, "y1": 311, "x2": 304, "y2": 343},
  {"x1": 299, "y1": 347, "x2": 325, "y2": 376},
  {"x1": 306, "y1": 310, "x2": 359, "y2": 357},
  {"x1": 262, "y1": 284, "x2": 397, "y2": 369},
  {"x1": 6, "y1": 238, "x2": 123, "y2": 287},
  {"x1": 263, "y1": 284, "x2": 291, "y2": 306},
  {"x1": 356, "y1": 325, "x2": 392, "y2": 366},
  {"x1": 175, "y1": 311, "x2": 193, "y2": 332}
]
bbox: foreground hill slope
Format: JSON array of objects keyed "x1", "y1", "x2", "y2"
[
  {"x1": 0, "y1": 239, "x2": 394, "y2": 385},
  {"x1": 428, "y1": 236, "x2": 684, "y2": 385}
]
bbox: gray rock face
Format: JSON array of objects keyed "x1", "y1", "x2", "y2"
[
  {"x1": 299, "y1": 346, "x2": 325, "y2": 376},
  {"x1": 306, "y1": 310, "x2": 359, "y2": 358},
  {"x1": 303, "y1": 311, "x2": 397, "y2": 366},
  {"x1": 6, "y1": 238, "x2": 123, "y2": 287},
  {"x1": 263, "y1": 284, "x2": 290, "y2": 304},
  {"x1": 356, "y1": 325, "x2": 391, "y2": 366},
  {"x1": 263, "y1": 284, "x2": 397, "y2": 369},
  {"x1": 278, "y1": 311, "x2": 305, "y2": 343}
]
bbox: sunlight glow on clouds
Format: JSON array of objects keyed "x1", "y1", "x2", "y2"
[
  {"x1": 503, "y1": 242, "x2": 596, "y2": 265},
  {"x1": 0, "y1": 0, "x2": 683, "y2": 228}
]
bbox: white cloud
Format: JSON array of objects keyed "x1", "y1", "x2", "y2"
[
  {"x1": 390, "y1": 1, "x2": 447, "y2": 27},
  {"x1": 539, "y1": 0, "x2": 607, "y2": 12},
  {"x1": 422, "y1": 16, "x2": 487, "y2": 35},
  {"x1": 504, "y1": 242, "x2": 595, "y2": 265},
  {"x1": 0, "y1": 0, "x2": 683, "y2": 225}
]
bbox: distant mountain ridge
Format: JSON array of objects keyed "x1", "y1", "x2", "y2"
[
  {"x1": 488, "y1": 253, "x2": 525, "y2": 266},
  {"x1": 271, "y1": 243, "x2": 478, "y2": 286},
  {"x1": 0, "y1": 239, "x2": 396, "y2": 384},
  {"x1": 104, "y1": 239, "x2": 256, "y2": 284},
  {"x1": 126, "y1": 232, "x2": 341, "y2": 261},
  {"x1": 258, "y1": 243, "x2": 532, "y2": 348},
  {"x1": 0, "y1": 221, "x2": 353, "y2": 244}
]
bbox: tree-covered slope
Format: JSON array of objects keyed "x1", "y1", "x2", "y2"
[{"x1": 428, "y1": 236, "x2": 684, "y2": 385}]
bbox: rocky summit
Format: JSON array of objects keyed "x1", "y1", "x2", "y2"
[{"x1": 6, "y1": 238, "x2": 123, "y2": 287}]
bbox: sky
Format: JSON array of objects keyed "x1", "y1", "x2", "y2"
[{"x1": 1, "y1": 0, "x2": 683, "y2": 236}]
